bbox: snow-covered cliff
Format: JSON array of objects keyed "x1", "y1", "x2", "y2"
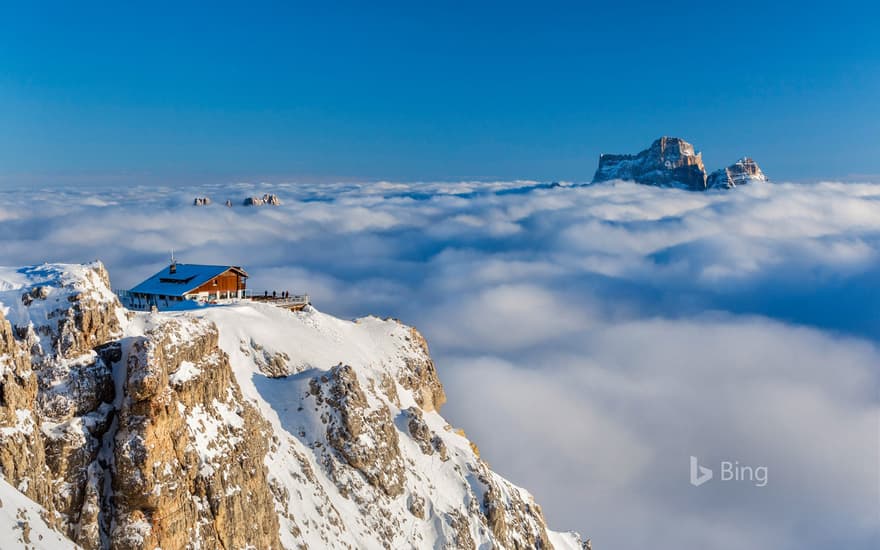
[{"x1": 0, "y1": 262, "x2": 586, "y2": 549}]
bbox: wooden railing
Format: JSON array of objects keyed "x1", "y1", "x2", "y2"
[
  {"x1": 114, "y1": 289, "x2": 310, "y2": 310},
  {"x1": 245, "y1": 291, "x2": 310, "y2": 306}
]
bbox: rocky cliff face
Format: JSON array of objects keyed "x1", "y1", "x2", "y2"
[
  {"x1": 111, "y1": 316, "x2": 281, "y2": 549},
  {"x1": 593, "y1": 136, "x2": 708, "y2": 191},
  {"x1": 0, "y1": 263, "x2": 122, "y2": 547},
  {"x1": 0, "y1": 264, "x2": 284, "y2": 549},
  {"x1": 593, "y1": 136, "x2": 767, "y2": 191},
  {"x1": 0, "y1": 263, "x2": 586, "y2": 549}
]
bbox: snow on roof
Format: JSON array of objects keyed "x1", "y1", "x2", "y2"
[{"x1": 129, "y1": 264, "x2": 247, "y2": 297}]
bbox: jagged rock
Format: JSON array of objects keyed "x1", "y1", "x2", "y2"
[
  {"x1": 243, "y1": 193, "x2": 281, "y2": 206},
  {"x1": 707, "y1": 157, "x2": 768, "y2": 189},
  {"x1": 0, "y1": 265, "x2": 282, "y2": 549},
  {"x1": 0, "y1": 262, "x2": 122, "y2": 544},
  {"x1": 432, "y1": 433, "x2": 449, "y2": 461},
  {"x1": 405, "y1": 406, "x2": 434, "y2": 455},
  {"x1": 593, "y1": 136, "x2": 708, "y2": 190},
  {"x1": 0, "y1": 310, "x2": 54, "y2": 516},
  {"x1": 480, "y1": 464, "x2": 553, "y2": 549},
  {"x1": 404, "y1": 406, "x2": 449, "y2": 461},
  {"x1": 41, "y1": 404, "x2": 113, "y2": 532},
  {"x1": 20, "y1": 263, "x2": 121, "y2": 365},
  {"x1": 593, "y1": 136, "x2": 767, "y2": 193},
  {"x1": 408, "y1": 493, "x2": 426, "y2": 519},
  {"x1": 112, "y1": 317, "x2": 281, "y2": 550},
  {"x1": 245, "y1": 338, "x2": 291, "y2": 378},
  {"x1": 446, "y1": 509, "x2": 477, "y2": 550},
  {"x1": 37, "y1": 355, "x2": 114, "y2": 419},
  {"x1": 398, "y1": 327, "x2": 446, "y2": 412},
  {"x1": 311, "y1": 364, "x2": 406, "y2": 497},
  {"x1": 193, "y1": 197, "x2": 211, "y2": 206}
]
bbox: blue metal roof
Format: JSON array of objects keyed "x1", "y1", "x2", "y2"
[{"x1": 129, "y1": 264, "x2": 247, "y2": 297}]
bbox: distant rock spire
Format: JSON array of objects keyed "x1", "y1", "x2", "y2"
[{"x1": 707, "y1": 157, "x2": 769, "y2": 189}]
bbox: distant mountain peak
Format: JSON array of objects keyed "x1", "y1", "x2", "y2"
[
  {"x1": 707, "y1": 157, "x2": 769, "y2": 189},
  {"x1": 593, "y1": 137, "x2": 768, "y2": 191}
]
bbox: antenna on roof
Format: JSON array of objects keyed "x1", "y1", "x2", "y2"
[{"x1": 170, "y1": 249, "x2": 177, "y2": 274}]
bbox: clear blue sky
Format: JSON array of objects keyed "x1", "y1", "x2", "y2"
[{"x1": 1, "y1": 1, "x2": 878, "y2": 186}]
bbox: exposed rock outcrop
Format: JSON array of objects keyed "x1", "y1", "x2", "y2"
[
  {"x1": 593, "y1": 136, "x2": 768, "y2": 191},
  {"x1": 243, "y1": 193, "x2": 282, "y2": 206},
  {"x1": 0, "y1": 309, "x2": 54, "y2": 519},
  {"x1": 0, "y1": 264, "x2": 282, "y2": 549},
  {"x1": 111, "y1": 317, "x2": 280, "y2": 549},
  {"x1": 0, "y1": 263, "x2": 122, "y2": 546},
  {"x1": 242, "y1": 338, "x2": 291, "y2": 378},
  {"x1": 593, "y1": 136, "x2": 708, "y2": 191},
  {"x1": 398, "y1": 326, "x2": 446, "y2": 412},
  {"x1": 309, "y1": 363, "x2": 406, "y2": 498},
  {"x1": 707, "y1": 157, "x2": 768, "y2": 189},
  {"x1": 480, "y1": 465, "x2": 553, "y2": 550},
  {"x1": 404, "y1": 406, "x2": 449, "y2": 461}
]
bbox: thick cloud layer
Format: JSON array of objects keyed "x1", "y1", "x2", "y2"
[{"x1": 2, "y1": 180, "x2": 879, "y2": 548}]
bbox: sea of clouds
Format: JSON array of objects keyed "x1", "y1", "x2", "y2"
[{"x1": 2, "y1": 179, "x2": 879, "y2": 549}]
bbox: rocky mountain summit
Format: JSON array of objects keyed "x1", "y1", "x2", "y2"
[
  {"x1": 0, "y1": 262, "x2": 585, "y2": 549},
  {"x1": 244, "y1": 193, "x2": 282, "y2": 206},
  {"x1": 706, "y1": 157, "x2": 768, "y2": 189},
  {"x1": 191, "y1": 194, "x2": 282, "y2": 207},
  {"x1": 592, "y1": 136, "x2": 768, "y2": 191}
]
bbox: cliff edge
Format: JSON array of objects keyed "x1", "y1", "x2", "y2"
[{"x1": 0, "y1": 263, "x2": 586, "y2": 549}]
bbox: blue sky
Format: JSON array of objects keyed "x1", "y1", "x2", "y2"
[{"x1": 1, "y1": 1, "x2": 878, "y2": 185}]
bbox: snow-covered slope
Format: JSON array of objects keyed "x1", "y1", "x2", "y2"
[
  {"x1": 0, "y1": 477, "x2": 79, "y2": 549},
  {"x1": 0, "y1": 263, "x2": 586, "y2": 549},
  {"x1": 195, "y1": 303, "x2": 583, "y2": 549}
]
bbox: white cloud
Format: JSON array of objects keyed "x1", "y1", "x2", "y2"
[
  {"x1": 1, "y1": 179, "x2": 879, "y2": 548},
  {"x1": 441, "y1": 317, "x2": 880, "y2": 550},
  {"x1": 425, "y1": 283, "x2": 595, "y2": 352}
]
